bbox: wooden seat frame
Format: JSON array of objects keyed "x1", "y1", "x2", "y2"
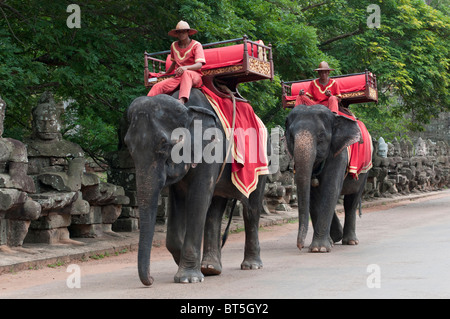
[
  {"x1": 281, "y1": 70, "x2": 378, "y2": 109},
  {"x1": 144, "y1": 36, "x2": 274, "y2": 101}
]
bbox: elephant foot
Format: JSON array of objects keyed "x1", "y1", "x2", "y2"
[
  {"x1": 201, "y1": 259, "x2": 222, "y2": 276},
  {"x1": 174, "y1": 268, "x2": 205, "y2": 284},
  {"x1": 309, "y1": 237, "x2": 333, "y2": 253},
  {"x1": 241, "y1": 257, "x2": 263, "y2": 270},
  {"x1": 310, "y1": 246, "x2": 330, "y2": 253},
  {"x1": 342, "y1": 237, "x2": 359, "y2": 245}
]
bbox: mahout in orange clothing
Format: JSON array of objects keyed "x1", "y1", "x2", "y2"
[
  {"x1": 295, "y1": 61, "x2": 341, "y2": 113},
  {"x1": 147, "y1": 21, "x2": 205, "y2": 103}
]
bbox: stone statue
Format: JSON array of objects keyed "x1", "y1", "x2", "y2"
[
  {"x1": 377, "y1": 137, "x2": 388, "y2": 158},
  {"x1": 0, "y1": 96, "x2": 41, "y2": 249},
  {"x1": 24, "y1": 92, "x2": 88, "y2": 244},
  {"x1": 27, "y1": 92, "x2": 84, "y2": 176},
  {"x1": 414, "y1": 137, "x2": 427, "y2": 157},
  {"x1": 24, "y1": 92, "x2": 128, "y2": 242}
]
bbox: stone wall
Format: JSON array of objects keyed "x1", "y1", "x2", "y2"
[
  {"x1": 366, "y1": 136, "x2": 450, "y2": 198},
  {"x1": 264, "y1": 128, "x2": 450, "y2": 213}
]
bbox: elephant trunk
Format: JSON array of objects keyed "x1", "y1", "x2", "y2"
[
  {"x1": 293, "y1": 131, "x2": 316, "y2": 250},
  {"x1": 136, "y1": 166, "x2": 164, "y2": 286}
]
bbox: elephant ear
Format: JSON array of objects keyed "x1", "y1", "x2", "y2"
[
  {"x1": 185, "y1": 105, "x2": 221, "y2": 164},
  {"x1": 331, "y1": 114, "x2": 361, "y2": 157},
  {"x1": 186, "y1": 105, "x2": 218, "y2": 126}
]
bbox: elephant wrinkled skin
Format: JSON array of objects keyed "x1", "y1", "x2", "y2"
[
  {"x1": 285, "y1": 104, "x2": 371, "y2": 253},
  {"x1": 124, "y1": 89, "x2": 267, "y2": 286}
]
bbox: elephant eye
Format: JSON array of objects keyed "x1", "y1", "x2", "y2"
[
  {"x1": 156, "y1": 138, "x2": 171, "y2": 155},
  {"x1": 317, "y1": 132, "x2": 325, "y2": 140}
]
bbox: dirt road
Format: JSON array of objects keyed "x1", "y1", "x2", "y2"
[{"x1": 1, "y1": 192, "x2": 450, "y2": 300}]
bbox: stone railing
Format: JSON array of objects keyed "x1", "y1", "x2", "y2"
[{"x1": 263, "y1": 128, "x2": 450, "y2": 213}]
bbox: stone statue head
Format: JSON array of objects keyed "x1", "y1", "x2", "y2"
[
  {"x1": 0, "y1": 96, "x2": 5, "y2": 138},
  {"x1": 387, "y1": 142, "x2": 394, "y2": 157},
  {"x1": 414, "y1": 137, "x2": 427, "y2": 156},
  {"x1": 400, "y1": 138, "x2": 412, "y2": 158},
  {"x1": 32, "y1": 92, "x2": 62, "y2": 141},
  {"x1": 377, "y1": 137, "x2": 388, "y2": 158},
  {"x1": 393, "y1": 137, "x2": 401, "y2": 157}
]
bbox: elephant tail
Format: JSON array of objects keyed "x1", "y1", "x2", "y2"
[
  {"x1": 359, "y1": 197, "x2": 362, "y2": 218},
  {"x1": 221, "y1": 199, "x2": 237, "y2": 248}
]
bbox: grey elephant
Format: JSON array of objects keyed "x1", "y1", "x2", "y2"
[
  {"x1": 285, "y1": 104, "x2": 372, "y2": 252},
  {"x1": 124, "y1": 89, "x2": 268, "y2": 286}
]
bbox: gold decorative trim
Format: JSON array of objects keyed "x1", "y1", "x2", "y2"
[
  {"x1": 341, "y1": 91, "x2": 365, "y2": 99},
  {"x1": 248, "y1": 57, "x2": 271, "y2": 76},
  {"x1": 313, "y1": 79, "x2": 336, "y2": 94},
  {"x1": 171, "y1": 40, "x2": 200, "y2": 61},
  {"x1": 369, "y1": 87, "x2": 377, "y2": 100},
  {"x1": 203, "y1": 65, "x2": 243, "y2": 76}
]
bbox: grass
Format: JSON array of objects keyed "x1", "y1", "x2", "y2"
[{"x1": 47, "y1": 260, "x2": 65, "y2": 268}]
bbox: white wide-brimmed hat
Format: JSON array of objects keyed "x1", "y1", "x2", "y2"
[
  {"x1": 314, "y1": 61, "x2": 335, "y2": 71},
  {"x1": 168, "y1": 20, "x2": 198, "y2": 37}
]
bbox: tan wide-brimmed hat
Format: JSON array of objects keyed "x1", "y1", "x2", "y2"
[
  {"x1": 168, "y1": 20, "x2": 198, "y2": 37},
  {"x1": 314, "y1": 61, "x2": 335, "y2": 71}
]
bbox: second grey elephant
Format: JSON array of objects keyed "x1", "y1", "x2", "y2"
[{"x1": 285, "y1": 104, "x2": 371, "y2": 252}]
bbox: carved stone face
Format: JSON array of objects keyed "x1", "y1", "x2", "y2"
[
  {"x1": 393, "y1": 140, "x2": 401, "y2": 156},
  {"x1": 32, "y1": 103, "x2": 62, "y2": 141},
  {"x1": 415, "y1": 138, "x2": 427, "y2": 156},
  {"x1": 377, "y1": 138, "x2": 388, "y2": 158}
]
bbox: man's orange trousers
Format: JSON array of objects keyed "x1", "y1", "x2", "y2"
[
  {"x1": 147, "y1": 70, "x2": 203, "y2": 101},
  {"x1": 295, "y1": 95, "x2": 339, "y2": 113}
]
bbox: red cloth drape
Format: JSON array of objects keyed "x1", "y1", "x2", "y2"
[
  {"x1": 347, "y1": 119, "x2": 373, "y2": 178},
  {"x1": 200, "y1": 86, "x2": 269, "y2": 197}
]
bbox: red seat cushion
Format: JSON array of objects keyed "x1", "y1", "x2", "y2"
[{"x1": 290, "y1": 74, "x2": 367, "y2": 97}]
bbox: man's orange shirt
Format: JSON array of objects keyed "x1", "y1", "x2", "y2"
[
  {"x1": 169, "y1": 40, "x2": 206, "y2": 75},
  {"x1": 305, "y1": 79, "x2": 342, "y2": 104}
]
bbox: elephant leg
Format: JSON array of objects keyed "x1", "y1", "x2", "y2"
[
  {"x1": 342, "y1": 174, "x2": 368, "y2": 245},
  {"x1": 166, "y1": 185, "x2": 186, "y2": 265},
  {"x1": 201, "y1": 196, "x2": 228, "y2": 276},
  {"x1": 241, "y1": 192, "x2": 263, "y2": 270},
  {"x1": 309, "y1": 187, "x2": 335, "y2": 252},
  {"x1": 309, "y1": 168, "x2": 346, "y2": 252},
  {"x1": 174, "y1": 176, "x2": 215, "y2": 283},
  {"x1": 330, "y1": 211, "x2": 343, "y2": 243},
  {"x1": 342, "y1": 193, "x2": 359, "y2": 245}
]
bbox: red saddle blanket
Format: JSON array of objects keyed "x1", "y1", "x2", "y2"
[
  {"x1": 343, "y1": 115, "x2": 373, "y2": 178},
  {"x1": 200, "y1": 85, "x2": 270, "y2": 197}
]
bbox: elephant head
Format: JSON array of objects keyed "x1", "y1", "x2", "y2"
[
  {"x1": 285, "y1": 105, "x2": 361, "y2": 250},
  {"x1": 124, "y1": 93, "x2": 218, "y2": 286}
]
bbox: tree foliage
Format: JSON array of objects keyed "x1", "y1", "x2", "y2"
[{"x1": 1, "y1": 0, "x2": 448, "y2": 161}]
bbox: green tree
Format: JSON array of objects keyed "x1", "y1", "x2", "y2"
[
  {"x1": 1, "y1": 0, "x2": 449, "y2": 161},
  {"x1": 1, "y1": 0, "x2": 178, "y2": 161},
  {"x1": 302, "y1": 0, "x2": 449, "y2": 134}
]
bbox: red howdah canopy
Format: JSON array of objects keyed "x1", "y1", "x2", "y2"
[
  {"x1": 144, "y1": 36, "x2": 274, "y2": 99},
  {"x1": 282, "y1": 70, "x2": 378, "y2": 108}
]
